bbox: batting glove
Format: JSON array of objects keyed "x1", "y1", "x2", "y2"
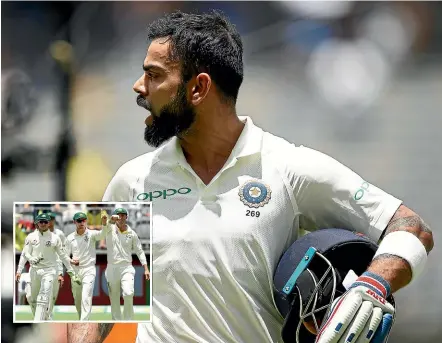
[
  {"x1": 67, "y1": 271, "x2": 82, "y2": 285},
  {"x1": 316, "y1": 272, "x2": 395, "y2": 343}
]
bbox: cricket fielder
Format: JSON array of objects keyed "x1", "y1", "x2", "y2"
[
  {"x1": 17, "y1": 213, "x2": 80, "y2": 321},
  {"x1": 102, "y1": 208, "x2": 150, "y2": 320},
  {"x1": 48, "y1": 212, "x2": 67, "y2": 320},
  {"x1": 16, "y1": 212, "x2": 67, "y2": 319},
  {"x1": 65, "y1": 212, "x2": 112, "y2": 320}
]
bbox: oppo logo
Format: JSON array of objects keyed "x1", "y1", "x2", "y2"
[
  {"x1": 354, "y1": 182, "x2": 370, "y2": 201},
  {"x1": 137, "y1": 187, "x2": 192, "y2": 201}
]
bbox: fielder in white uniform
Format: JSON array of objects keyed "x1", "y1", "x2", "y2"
[
  {"x1": 102, "y1": 208, "x2": 150, "y2": 320},
  {"x1": 16, "y1": 212, "x2": 67, "y2": 320},
  {"x1": 66, "y1": 10, "x2": 434, "y2": 343},
  {"x1": 48, "y1": 212, "x2": 66, "y2": 320},
  {"x1": 65, "y1": 212, "x2": 111, "y2": 321},
  {"x1": 16, "y1": 213, "x2": 80, "y2": 321}
]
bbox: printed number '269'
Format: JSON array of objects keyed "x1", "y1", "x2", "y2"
[{"x1": 246, "y1": 210, "x2": 260, "y2": 217}]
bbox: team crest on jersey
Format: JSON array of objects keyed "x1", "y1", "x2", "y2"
[
  {"x1": 239, "y1": 179, "x2": 272, "y2": 208},
  {"x1": 84, "y1": 235, "x2": 89, "y2": 243},
  {"x1": 45, "y1": 241, "x2": 51, "y2": 247}
]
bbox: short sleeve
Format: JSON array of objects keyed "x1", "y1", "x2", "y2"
[
  {"x1": 102, "y1": 165, "x2": 133, "y2": 201},
  {"x1": 286, "y1": 146, "x2": 402, "y2": 242}
]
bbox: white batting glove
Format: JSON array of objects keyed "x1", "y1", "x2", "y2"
[
  {"x1": 316, "y1": 272, "x2": 395, "y2": 343},
  {"x1": 67, "y1": 271, "x2": 81, "y2": 285}
]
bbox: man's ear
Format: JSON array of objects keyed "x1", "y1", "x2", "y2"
[{"x1": 190, "y1": 73, "x2": 211, "y2": 106}]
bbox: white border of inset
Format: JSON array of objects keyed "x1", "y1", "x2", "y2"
[{"x1": 13, "y1": 201, "x2": 153, "y2": 324}]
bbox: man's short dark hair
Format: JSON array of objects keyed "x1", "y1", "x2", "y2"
[{"x1": 147, "y1": 10, "x2": 244, "y2": 103}]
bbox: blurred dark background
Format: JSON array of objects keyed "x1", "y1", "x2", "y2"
[{"x1": 2, "y1": 1, "x2": 442, "y2": 342}]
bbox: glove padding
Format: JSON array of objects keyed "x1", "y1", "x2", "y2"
[
  {"x1": 316, "y1": 272, "x2": 395, "y2": 343},
  {"x1": 67, "y1": 271, "x2": 81, "y2": 285}
]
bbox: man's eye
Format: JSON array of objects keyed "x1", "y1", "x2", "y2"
[{"x1": 147, "y1": 73, "x2": 156, "y2": 80}]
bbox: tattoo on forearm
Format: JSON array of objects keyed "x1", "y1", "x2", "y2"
[
  {"x1": 380, "y1": 205, "x2": 434, "y2": 253},
  {"x1": 67, "y1": 323, "x2": 114, "y2": 343}
]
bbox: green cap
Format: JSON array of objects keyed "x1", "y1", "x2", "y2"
[
  {"x1": 48, "y1": 212, "x2": 56, "y2": 220},
  {"x1": 113, "y1": 208, "x2": 128, "y2": 216},
  {"x1": 73, "y1": 212, "x2": 87, "y2": 221},
  {"x1": 35, "y1": 213, "x2": 51, "y2": 223}
]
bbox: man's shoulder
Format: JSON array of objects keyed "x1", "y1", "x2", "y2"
[
  {"x1": 25, "y1": 231, "x2": 37, "y2": 241},
  {"x1": 260, "y1": 131, "x2": 338, "y2": 177},
  {"x1": 55, "y1": 228, "x2": 65, "y2": 237},
  {"x1": 260, "y1": 130, "x2": 304, "y2": 163},
  {"x1": 66, "y1": 232, "x2": 76, "y2": 241},
  {"x1": 126, "y1": 226, "x2": 137, "y2": 235},
  {"x1": 114, "y1": 150, "x2": 160, "y2": 178}
]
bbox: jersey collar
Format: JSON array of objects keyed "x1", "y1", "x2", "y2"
[
  {"x1": 117, "y1": 225, "x2": 131, "y2": 234},
  {"x1": 156, "y1": 116, "x2": 263, "y2": 166}
]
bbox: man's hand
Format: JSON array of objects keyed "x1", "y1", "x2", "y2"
[
  {"x1": 16, "y1": 272, "x2": 21, "y2": 283},
  {"x1": 144, "y1": 267, "x2": 150, "y2": 280},
  {"x1": 109, "y1": 215, "x2": 119, "y2": 224},
  {"x1": 58, "y1": 275, "x2": 64, "y2": 287},
  {"x1": 71, "y1": 258, "x2": 80, "y2": 266},
  {"x1": 101, "y1": 214, "x2": 108, "y2": 226},
  {"x1": 316, "y1": 272, "x2": 394, "y2": 343},
  {"x1": 29, "y1": 256, "x2": 42, "y2": 265}
]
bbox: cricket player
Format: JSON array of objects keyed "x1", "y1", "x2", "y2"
[
  {"x1": 65, "y1": 212, "x2": 111, "y2": 320},
  {"x1": 102, "y1": 208, "x2": 150, "y2": 321},
  {"x1": 17, "y1": 213, "x2": 80, "y2": 321},
  {"x1": 16, "y1": 212, "x2": 67, "y2": 320},
  {"x1": 65, "y1": 10, "x2": 433, "y2": 343},
  {"x1": 48, "y1": 212, "x2": 67, "y2": 319}
]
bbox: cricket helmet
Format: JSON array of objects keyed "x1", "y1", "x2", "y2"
[
  {"x1": 73, "y1": 212, "x2": 87, "y2": 221},
  {"x1": 273, "y1": 228, "x2": 396, "y2": 343},
  {"x1": 113, "y1": 208, "x2": 128, "y2": 216},
  {"x1": 34, "y1": 213, "x2": 51, "y2": 224}
]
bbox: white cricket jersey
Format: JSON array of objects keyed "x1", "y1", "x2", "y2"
[
  {"x1": 21, "y1": 230, "x2": 74, "y2": 274},
  {"x1": 17, "y1": 228, "x2": 66, "y2": 274},
  {"x1": 103, "y1": 116, "x2": 402, "y2": 343},
  {"x1": 103, "y1": 223, "x2": 147, "y2": 266},
  {"x1": 66, "y1": 228, "x2": 107, "y2": 268}
]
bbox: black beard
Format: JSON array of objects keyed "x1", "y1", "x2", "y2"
[{"x1": 143, "y1": 84, "x2": 196, "y2": 148}]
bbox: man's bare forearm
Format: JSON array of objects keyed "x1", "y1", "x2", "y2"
[
  {"x1": 67, "y1": 323, "x2": 114, "y2": 343},
  {"x1": 368, "y1": 204, "x2": 434, "y2": 293}
]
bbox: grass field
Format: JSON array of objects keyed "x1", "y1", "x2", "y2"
[{"x1": 15, "y1": 305, "x2": 150, "y2": 322}]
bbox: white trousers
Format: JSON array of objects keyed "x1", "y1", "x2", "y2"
[
  {"x1": 26, "y1": 268, "x2": 60, "y2": 320},
  {"x1": 105, "y1": 264, "x2": 135, "y2": 320},
  {"x1": 71, "y1": 265, "x2": 96, "y2": 321},
  {"x1": 29, "y1": 267, "x2": 56, "y2": 321},
  {"x1": 48, "y1": 274, "x2": 61, "y2": 320}
]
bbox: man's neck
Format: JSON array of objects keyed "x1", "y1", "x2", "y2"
[
  {"x1": 76, "y1": 228, "x2": 86, "y2": 235},
  {"x1": 116, "y1": 222, "x2": 127, "y2": 232},
  {"x1": 179, "y1": 108, "x2": 244, "y2": 184}
]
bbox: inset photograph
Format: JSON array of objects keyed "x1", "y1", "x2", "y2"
[{"x1": 13, "y1": 202, "x2": 151, "y2": 323}]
